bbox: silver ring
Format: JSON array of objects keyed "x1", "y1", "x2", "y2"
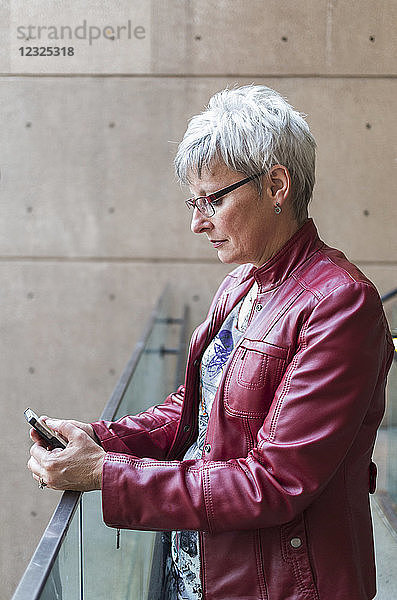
[{"x1": 38, "y1": 477, "x2": 47, "y2": 489}]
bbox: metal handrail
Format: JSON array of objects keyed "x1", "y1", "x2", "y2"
[
  {"x1": 11, "y1": 492, "x2": 82, "y2": 600},
  {"x1": 381, "y1": 287, "x2": 397, "y2": 303},
  {"x1": 12, "y1": 288, "x2": 182, "y2": 600}
]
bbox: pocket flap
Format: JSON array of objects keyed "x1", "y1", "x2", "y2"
[{"x1": 240, "y1": 338, "x2": 288, "y2": 360}]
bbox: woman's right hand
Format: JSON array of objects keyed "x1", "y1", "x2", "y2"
[{"x1": 28, "y1": 418, "x2": 105, "y2": 491}]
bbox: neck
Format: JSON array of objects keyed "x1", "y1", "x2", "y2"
[{"x1": 255, "y1": 219, "x2": 301, "y2": 268}]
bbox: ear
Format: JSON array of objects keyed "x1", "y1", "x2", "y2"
[{"x1": 266, "y1": 165, "x2": 291, "y2": 208}]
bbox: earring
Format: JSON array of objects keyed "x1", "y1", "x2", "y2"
[{"x1": 274, "y1": 202, "x2": 282, "y2": 214}]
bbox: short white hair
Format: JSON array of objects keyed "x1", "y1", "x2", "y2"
[{"x1": 175, "y1": 85, "x2": 316, "y2": 223}]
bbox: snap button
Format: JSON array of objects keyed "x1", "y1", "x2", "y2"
[
  {"x1": 255, "y1": 303, "x2": 263, "y2": 311},
  {"x1": 183, "y1": 424, "x2": 190, "y2": 433},
  {"x1": 204, "y1": 444, "x2": 211, "y2": 453},
  {"x1": 193, "y1": 359, "x2": 199, "y2": 367},
  {"x1": 290, "y1": 537, "x2": 302, "y2": 549}
]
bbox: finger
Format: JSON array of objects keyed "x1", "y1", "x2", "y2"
[
  {"x1": 30, "y1": 442, "x2": 51, "y2": 462},
  {"x1": 44, "y1": 417, "x2": 63, "y2": 431},
  {"x1": 28, "y1": 455, "x2": 42, "y2": 478},
  {"x1": 49, "y1": 447, "x2": 64, "y2": 456},
  {"x1": 30, "y1": 428, "x2": 47, "y2": 446},
  {"x1": 46, "y1": 419, "x2": 84, "y2": 442}
]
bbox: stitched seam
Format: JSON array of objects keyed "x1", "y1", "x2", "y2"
[
  {"x1": 242, "y1": 417, "x2": 254, "y2": 453},
  {"x1": 295, "y1": 250, "x2": 355, "y2": 286},
  {"x1": 293, "y1": 558, "x2": 315, "y2": 598},
  {"x1": 303, "y1": 512, "x2": 320, "y2": 599},
  {"x1": 321, "y1": 254, "x2": 359, "y2": 282},
  {"x1": 293, "y1": 549, "x2": 319, "y2": 599},
  {"x1": 292, "y1": 253, "x2": 375, "y2": 301},
  {"x1": 224, "y1": 406, "x2": 265, "y2": 418},
  {"x1": 106, "y1": 455, "x2": 243, "y2": 472},
  {"x1": 280, "y1": 525, "x2": 289, "y2": 562},
  {"x1": 281, "y1": 522, "x2": 318, "y2": 597},
  {"x1": 281, "y1": 526, "x2": 310, "y2": 597},
  {"x1": 242, "y1": 338, "x2": 289, "y2": 354},
  {"x1": 203, "y1": 467, "x2": 215, "y2": 533},
  {"x1": 206, "y1": 468, "x2": 216, "y2": 531},
  {"x1": 204, "y1": 462, "x2": 241, "y2": 470},
  {"x1": 267, "y1": 321, "x2": 309, "y2": 441},
  {"x1": 291, "y1": 273, "x2": 323, "y2": 300},
  {"x1": 267, "y1": 358, "x2": 295, "y2": 441},
  {"x1": 254, "y1": 529, "x2": 268, "y2": 600},
  {"x1": 224, "y1": 354, "x2": 235, "y2": 413},
  {"x1": 309, "y1": 279, "x2": 375, "y2": 311},
  {"x1": 264, "y1": 289, "x2": 302, "y2": 331},
  {"x1": 291, "y1": 558, "x2": 306, "y2": 594},
  {"x1": 106, "y1": 455, "x2": 184, "y2": 467},
  {"x1": 238, "y1": 351, "x2": 268, "y2": 390},
  {"x1": 225, "y1": 407, "x2": 267, "y2": 419},
  {"x1": 261, "y1": 288, "x2": 304, "y2": 338},
  {"x1": 224, "y1": 349, "x2": 286, "y2": 417},
  {"x1": 223, "y1": 352, "x2": 265, "y2": 417},
  {"x1": 199, "y1": 532, "x2": 207, "y2": 600}
]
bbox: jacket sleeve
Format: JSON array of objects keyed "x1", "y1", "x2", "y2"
[
  {"x1": 99, "y1": 282, "x2": 394, "y2": 533},
  {"x1": 91, "y1": 385, "x2": 184, "y2": 459}
]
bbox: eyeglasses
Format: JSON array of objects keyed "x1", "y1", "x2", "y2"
[{"x1": 185, "y1": 173, "x2": 264, "y2": 218}]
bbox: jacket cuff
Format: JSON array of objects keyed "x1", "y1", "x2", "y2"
[
  {"x1": 100, "y1": 452, "x2": 152, "y2": 530},
  {"x1": 101, "y1": 453, "x2": 125, "y2": 528}
]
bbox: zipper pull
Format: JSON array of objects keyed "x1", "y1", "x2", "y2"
[{"x1": 116, "y1": 528, "x2": 120, "y2": 549}]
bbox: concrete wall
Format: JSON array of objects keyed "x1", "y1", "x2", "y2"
[{"x1": 1, "y1": 1, "x2": 396, "y2": 595}]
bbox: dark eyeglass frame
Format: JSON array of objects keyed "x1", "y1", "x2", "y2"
[{"x1": 185, "y1": 173, "x2": 264, "y2": 218}]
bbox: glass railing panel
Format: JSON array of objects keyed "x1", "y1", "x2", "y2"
[
  {"x1": 115, "y1": 296, "x2": 179, "y2": 419},
  {"x1": 82, "y1": 492, "x2": 154, "y2": 600},
  {"x1": 39, "y1": 500, "x2": 81, "y2": 600},
  {"x1": 82, "y1": 290, "x2": 181, "y2": 599}
]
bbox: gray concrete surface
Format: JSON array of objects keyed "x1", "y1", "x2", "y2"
[
  {"x1": 1, "y1": 1, "x2": 396, "y2": 596},
  {"x1": 3, "y1": 0, "x2": 397, "y2": 76}
]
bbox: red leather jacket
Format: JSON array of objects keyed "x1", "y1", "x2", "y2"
[{"x1": 92, "y1": 220, "x2": 393, "y2": 600}]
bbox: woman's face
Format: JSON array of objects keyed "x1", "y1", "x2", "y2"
[{"x1": 188, "y1": 162, "x2": 289, "y2": 268}]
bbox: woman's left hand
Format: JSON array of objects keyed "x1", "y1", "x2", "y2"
[{"x1": 28, "y1": 419, "x2": 106, "y2": 491}]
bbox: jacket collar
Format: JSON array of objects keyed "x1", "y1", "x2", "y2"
[{"x1": 250, "y1": 219, "x2": 323, "y2": 293}]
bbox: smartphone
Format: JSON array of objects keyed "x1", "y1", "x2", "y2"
[{"x1": 24, "y1": 408, "x2": 67, "y2": 449}]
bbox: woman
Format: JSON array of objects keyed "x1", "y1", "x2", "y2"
[{"x1": 29, "y1": 85, "x2": 394, "y2": 600}]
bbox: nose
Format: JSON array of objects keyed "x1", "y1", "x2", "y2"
[{"x1": 190, "y1": 207, "x2": 213, "y2": 234}]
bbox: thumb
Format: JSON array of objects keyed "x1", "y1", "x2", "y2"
[{"x1": 45, "y1": 419, "x2": 80, "y2": 442}]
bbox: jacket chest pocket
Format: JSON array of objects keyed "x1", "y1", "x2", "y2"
[{"x1": 223, "y1": 339, "x2": 288, "y2": 418}]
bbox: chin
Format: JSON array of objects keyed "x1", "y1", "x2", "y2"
[
  {"x1": 217, "y1": 251, "x2": 233, "y2": 264},
  {"x1": 217, "y1": 251, "x2": 244, "y2": 265}
]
